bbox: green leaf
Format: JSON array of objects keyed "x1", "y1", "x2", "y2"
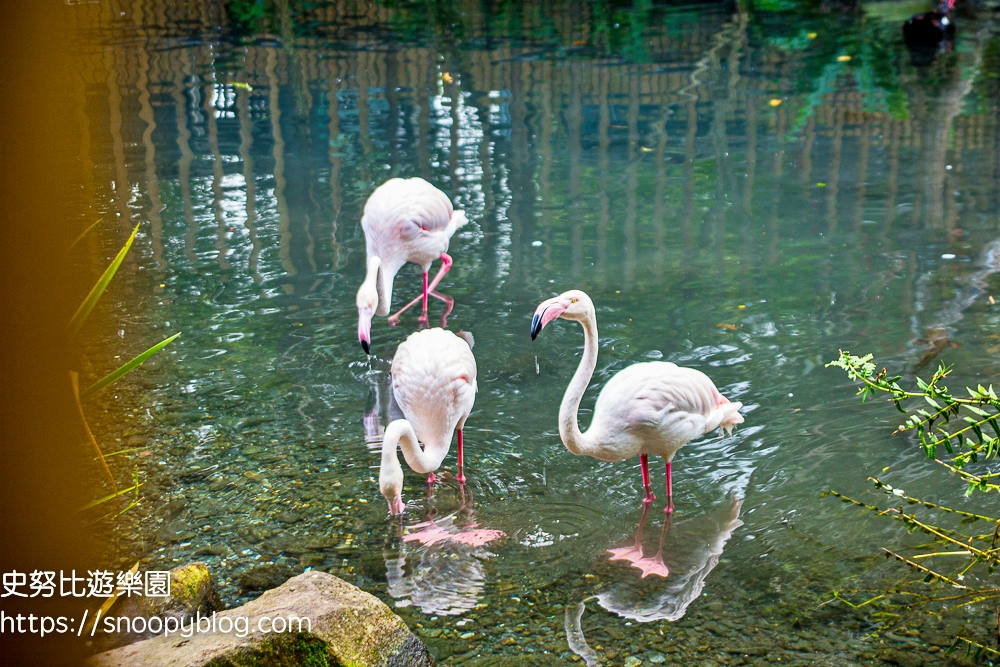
[
  {"x1": 925, "y1": 396, "x2": 942, "y2": 409},
  {"x1": 81, "y1": 332, "x2": 180, "y2": 400},
  {"x1": 988, "y1": 417, "x2": 1000, "y2": 439},
  {"x1": 69, "y1": 224, "x2": 139, "y2": 334},
  {"x1": 68, "y1": 217, "x2": 104, "y2": 249},
  {"x1": 80, "y1": 482, "x2": 142, "y2": 510}
]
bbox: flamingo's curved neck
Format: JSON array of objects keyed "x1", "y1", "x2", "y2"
[
  {"x1": 362, "y1": 254, "x2": 381, "y2": 299},
  {"x1": 362, "y1": 255, "x2": 394, "y2": 317},
  {"x1": 559, "y1": 310, "x2": 600, "y2": 457},
  {"x1": 383, "y1": 419, "x2": 447, "y2": 475}
]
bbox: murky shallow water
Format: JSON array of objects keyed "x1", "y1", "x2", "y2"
[{"x1": 74, "y1": 0, "x2": 1000, "y2": 663}]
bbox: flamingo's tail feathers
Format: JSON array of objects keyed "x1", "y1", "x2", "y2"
[
  {"x1": 719, "y1": 402, "x2": 744, "y2": 437},
  {"x1": 456, "y1": 330, "x2": 474, "y2": 349},
  {"x1": 449, "y1": 209, "x2": 469, "y2": 234},
  {"x1": 704, "y1": 400, "x2": 744, "y2": 437}
]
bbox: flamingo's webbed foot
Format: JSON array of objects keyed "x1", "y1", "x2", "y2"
[
  {"x1": 635, "y1": 557, "x2": 669, "y2": 578},
  {"x1": 608, "y1": 545, "x2": 643, "y2": 563}
]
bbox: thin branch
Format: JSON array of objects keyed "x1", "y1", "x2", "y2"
[{"x1": 882, "y1": 549, "x2": 969, "y2": 589}]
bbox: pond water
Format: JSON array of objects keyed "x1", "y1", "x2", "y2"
[{"x1": 74, "y1": 0, "x2": 1000, "y2": 664}]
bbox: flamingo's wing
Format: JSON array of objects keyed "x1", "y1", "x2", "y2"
[
  {"x1": 601, "y1": 363, "x2": 742, "y2": 440},
  {"x1": 364, "y1": 178, "x2": 465, "y2": 242}
]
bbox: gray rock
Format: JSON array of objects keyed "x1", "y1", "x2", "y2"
[
  {"x1": 100, "y1": 562, "x2": 223, "y2": 651},
  {"x1": 878, "y1": 649, "x2": 925, "y2": 667},
  {"x1": 238, "y1": 563, "x2": 297, "y2": 594},
  {"x1": 88, "y1": 570, "x2": 433, "y2": 667}
]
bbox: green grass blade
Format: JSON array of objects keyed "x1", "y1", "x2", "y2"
[
  {"x1": 68, "y1": 217, "x2": 104, "y2": 249},
  {"x1": 80, "y1": 483, "x2": 141, "y2": 511},
  {"x1": 81, "y1": 332, "x2": 180, "y2": 400},
  {"x1": 69, "y1": 223, "x2": 139, "y2": 334}
]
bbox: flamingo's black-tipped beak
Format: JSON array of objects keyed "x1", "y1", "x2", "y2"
[
  {"x1": 530, "y1": 312, "x2": 543, "y2": 340},
  {"x1": 361, "y1": 339, "x2": 371, "y2": 355}
]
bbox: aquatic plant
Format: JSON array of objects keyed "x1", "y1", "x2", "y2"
[
  {"x1": 71, "y1": 222, "x2": 180, "y2": 517},
  {"x1": 826, "y1": 351, "x2": 1000, "y2": 660}
]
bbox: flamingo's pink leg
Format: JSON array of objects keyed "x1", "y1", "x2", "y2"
[
  {"x1": 665, "y1": 461, "x2": 674, "y2": 514},
  {"x1": 387, "y1": 278, "x2": 427, "y2": 327},
  {"x1": 456, "y1": 429, "x2": 466, "y2": 484},
  {"x1": 420, "y1": 271, "x2": 429, "y2": 324},
  {"x1": 388, "y1": 254, "x2": 453, "y2": 326},
  {"x1": 640, "y1": 454, "x2": 655, "y2": 504},
  {"x1": 427, "y1": 252, "x2": 453, "y2": 292},
  {"x1": 429, "y1": 290, "x2": 454, "y2": 328},
  {"x1": 427, "y1": 471, "x2": 436, "y2": 486}
]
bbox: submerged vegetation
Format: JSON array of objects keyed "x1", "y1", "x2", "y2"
[
  {"x1": 71, "y1": 223, "x2": 180, "y2": 522},
  {"x1": 827, "y1": 352, "x2": 1000, "y2": 660}
]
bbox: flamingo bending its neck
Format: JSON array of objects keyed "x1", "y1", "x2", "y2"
[
  {"x1": 378, "y1": 328, "x2": 477, "y2": 515},
  {"x1": 530, "y1": 290, "x2": 744, "y2": 512},
  {"x1": 356, "y1": 177, "x2": 468, "y2": 354}
]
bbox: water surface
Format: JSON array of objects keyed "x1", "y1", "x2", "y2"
[{"x1": 74, "y1": 0, "x2": 1000, "y2": 663}]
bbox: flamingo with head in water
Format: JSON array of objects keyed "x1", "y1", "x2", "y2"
[
  {"x1": 530, "y1": 290, "x2": 744, "y2": 512},
  {"x1": 378, "y1": 328, "x2": 477, "y2": 515},
  {"x1": 356, "y1": 177, "x2": 468, "y2": 354}
]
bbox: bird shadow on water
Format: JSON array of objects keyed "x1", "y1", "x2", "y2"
[
  {"x1": 565, "y1": 497, "x2": 745, "y2": 666},
  {"x1": 382, "y1": 484, "x2": 506, "y2": 616}
]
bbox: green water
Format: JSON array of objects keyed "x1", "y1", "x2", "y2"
[{"x1": 79, "y1": 0, "x2": 1000, "y2": 664}]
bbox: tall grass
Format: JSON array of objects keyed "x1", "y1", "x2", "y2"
[{"x1": 71, "y1": 221, "x2": 179, "y2": 515}]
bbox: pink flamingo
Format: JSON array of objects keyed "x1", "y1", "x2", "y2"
[
  {"x1": 378, "y1": 328, "x2": 477, "y2": 515},
  {"x1": 530, "y1": 290, "x2": 744, "y2": 512},
  {"x1": 356, "y1": 177, "x2": 468, "y2": 354}
]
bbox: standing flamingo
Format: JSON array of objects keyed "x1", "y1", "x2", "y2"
[
  {"x1": 378, "y1": 328, "x2": 477, "y2": 515},
  {"x1": 356, "y1": 177, "x2": 468, "y2": 354},
  {"x1": 530, "y1": 290, "x2": 744, "y2": 512}
]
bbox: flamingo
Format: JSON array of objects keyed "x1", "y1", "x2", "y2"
[
  {"x1": 378, "y1": 328, "x2": 477, "y2": 515},
  {"x1": 356, "y1": 177, "x2": 468, "y2": 354},
  {"x1": 903, "y1": 0, "x2": 955, "y2": 49},
  {"x1": 530, "y1": 290, "x2": 744, "y2": 512}
]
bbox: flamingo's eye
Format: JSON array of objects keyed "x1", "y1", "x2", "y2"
[{"x1": 571, "y1": 298, "x2": 578, "y2": 303}]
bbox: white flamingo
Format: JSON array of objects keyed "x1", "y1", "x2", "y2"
[
  {"x1": 378, "y1": 328, "x2": 477, "y2": 515},
  {"x1": 356, "y1": 178, "x2": 468, "y2": 354},
  {"x1": 530, "y1": 290, "x2": 744, "y2": 512}
]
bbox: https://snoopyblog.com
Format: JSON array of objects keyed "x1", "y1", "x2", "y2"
[{"x1": 0, "y1": 568, "x2": 311, "y2": 639}]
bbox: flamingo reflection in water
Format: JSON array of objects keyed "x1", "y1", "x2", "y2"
[
  {"x1": 362, "y1": 358, "x2": 403, "y2": 446},
  {"x1": 384, "y1": 484, "x2": 505, "y2": 616},
  {"x1": 565, "y1": 498, "x2": 744, "y2": 666}
]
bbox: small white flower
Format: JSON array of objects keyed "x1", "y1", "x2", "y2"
[{"x1": 893, "y1": 488, "x2": 905, "y2": 497}]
